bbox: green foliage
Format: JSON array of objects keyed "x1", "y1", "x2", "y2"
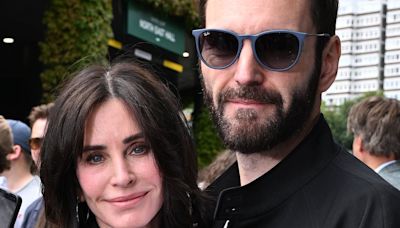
[
  {"x1": 322, "y1": 91, "x2": 384, "y2": 150},
  {"x1": 137, "y1": 0, "x2": 200, "y2": 28},
  {"x1": 40, "y1": 0, "x2": 113, "y2": 102},
  {"x1": 193, "y1": 106, "x2": 225, "y2": 168}
]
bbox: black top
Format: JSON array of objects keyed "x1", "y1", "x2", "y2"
[{"x1": 206, "y1": 115, "x2": 400, "y2": 228}]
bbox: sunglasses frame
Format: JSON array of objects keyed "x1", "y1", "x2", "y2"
[{"x1": 192, "y1": 28, "x2": 330, "y2": 72}]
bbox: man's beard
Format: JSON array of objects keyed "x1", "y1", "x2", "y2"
[{"x1": 201, "y1": 66, "x2": 320, "y2": 155}]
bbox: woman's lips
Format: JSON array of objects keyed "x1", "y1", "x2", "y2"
[{"x1": 105, "y1": 192, "x2": 148, "y2": 207}]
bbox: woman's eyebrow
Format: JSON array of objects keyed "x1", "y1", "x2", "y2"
[
  {"x1": 82, "y1": 132, "x2": 145, "y2": 152},
  {"x1": 122, "y1": 132, "x2": 144, "y2": 144},
  {"x1": 82, "y1": 145, "x2": 106, "y2": 153}
]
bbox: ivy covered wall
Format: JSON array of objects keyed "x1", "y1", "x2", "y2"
[{"x1": 40, "y1": 0, "x2": 113, "y2": 102}]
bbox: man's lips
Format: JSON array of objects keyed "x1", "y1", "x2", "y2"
[{"x1": 226, "y1": 98, "x2": 268, "y2": 106}]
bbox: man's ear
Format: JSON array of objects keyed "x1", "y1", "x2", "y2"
[
  {"x1": 318, "y1": 35, "x2": 341, "y2": 93},
  {"x1": 352, "y1": 135, "x2": 366, "y2": 159},
  {"x1": 7, "y1": 145, "x2": 22, "y2": 161}
]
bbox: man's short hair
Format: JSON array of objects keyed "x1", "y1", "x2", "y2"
[
  {"x1": 0, "y1": 115, "x2": 13, "y2": 172},
  {"x1": 28, "y1": 103, "x2": 54, "y2": 127},
  {"x1": 347, "y1": 96, "x2": 400, "y2": 159},
  {"x1": 0, "y1": 116, "x2": 13, "y2": 154}
]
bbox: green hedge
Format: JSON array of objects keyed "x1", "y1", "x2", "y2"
[
  {"x1": 40, "y1": 0, "x2": 113, "y2": 102},
  {"x1": 193, "y1": 106, "x2": 225, "y2": 168}
]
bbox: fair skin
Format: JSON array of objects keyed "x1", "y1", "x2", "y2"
[
  {"x1": 352, "y1": 135, "x2": 396, "y2": 170},
  {"x1": 1, "y1": 145, "x2": 34, "y2": 192},
  {"x1": 76, "y1": 99, "x2": 163, "y2": 228},
  {"x1": 31, "y1": 118, "x2": 47, "y2": 165},
  {"x1": 202, "y1": 0, "x2": 341, "y2": 185}
]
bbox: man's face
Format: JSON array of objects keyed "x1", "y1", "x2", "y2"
[
  {"x1": 30, "y1": 118, "x2": 47, "y2": 165},
  {"x1": 201, "y1": 0, "x2": 322, "y2": 154}
]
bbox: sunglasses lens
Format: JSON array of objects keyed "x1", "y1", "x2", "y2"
[
  {"x1": 29, "y1": 138, "x2": 42, "y2": 150},
  {"x1": 198, "y1": 30, "x2": 239, "y2": 68},
  {"x1": 256, "y1": 32, "x2": 300, "y2": 70}
]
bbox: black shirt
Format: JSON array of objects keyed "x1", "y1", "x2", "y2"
[{"x1": 207, "y1": 116, "x2": 400, "y2": 228}]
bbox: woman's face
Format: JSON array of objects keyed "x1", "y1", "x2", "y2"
[{"x1": 77, "y1": 98, "x2": 163, "y2": 228}]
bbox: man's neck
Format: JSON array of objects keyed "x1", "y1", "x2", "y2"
[
  {"x1": 237, "y1": 114, "x2": 319, "y2": 186},
  {"x1": 1, "y1": 162, "x2": 34, "y2": 192},
  {"x1": 364, "y1": 153, "x2": 396, "y2": 171}
]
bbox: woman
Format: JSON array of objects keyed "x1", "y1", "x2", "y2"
[{"x1": 40, "y1": 61, "x2": 210, "y2": 227}]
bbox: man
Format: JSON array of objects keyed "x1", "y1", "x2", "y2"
[
  {"x1": 0, "y1": 120, "x2": 41, "y2": 228},
  {"x1": 21, "y1": 103, "x2": 53, "y2": 228},
  {"x1": 27, "y1": 103, "x2": 53, "y2": 165},
  {"x1": 348, "y1": 96, "x2": 400, "y2": 190},
  {"x1": 193, "y1": 0, "x2": 400, "y2": 227},
  {"x1": 0, "y1": 115, "x2": 12, "y2": 173}
]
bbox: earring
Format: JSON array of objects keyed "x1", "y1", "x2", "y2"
[
  {"x1": 186, "y1": 192, "x2": 192, "y2": 216},
  {"x1": 76, "y1": 198, "x2": 80, "y2": 224}
]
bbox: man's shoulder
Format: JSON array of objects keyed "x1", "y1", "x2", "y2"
[
  {"x1": 313, "y1": 149, "x2": 400, "y2": 204},
  {"x1": 378, "y1": 160, "x2": 400, "y2": 190}
]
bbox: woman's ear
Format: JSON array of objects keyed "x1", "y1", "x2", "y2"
[{"x1": 318, "y1": 35, "x2": 341, "y2": 93}]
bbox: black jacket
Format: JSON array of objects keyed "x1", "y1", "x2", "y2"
[{"x1": 206, "y1": 116, "x2": 400, "y2": 228}]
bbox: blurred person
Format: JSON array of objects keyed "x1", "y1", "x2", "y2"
[
  {"x1": 27, "y1": 103, "x2": 54, "y2": 166},
  {"x1": 198, "y1": 150, "x2": 236, "y2": 190},
  {"x1": 21, "y1": 103, "x2": 53, "y2": 228},
  {"x1": 39, "y1": 61, "x2": 211, "y2": 227},
  {"x1": 193, "y1": 0, "x2": 400, "y2": 227},
  {"x1": 348, "y1": 96, "x2": 400, "y2": 190},
  {"x1": 0, "y1": 115, "x2": 13, "y2": 173},
  {"x1": 0, "y1": 119, "x2": 41, "y2": 228}
]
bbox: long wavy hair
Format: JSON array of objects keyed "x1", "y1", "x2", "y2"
[{"x1": 40, "y1": 60, "x2": 211, "y2": 227}]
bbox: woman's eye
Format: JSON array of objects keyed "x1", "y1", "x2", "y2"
[
  {"x1": 85, "y1": 154, "x2": 104, "y2": 164},
  {"x1": 128, "y1": 144, "x2": 149, "y2": 156}
]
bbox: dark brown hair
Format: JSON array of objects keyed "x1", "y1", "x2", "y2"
[{"x1": 40, "y1": 61, "x2": 210, "y2": 227}]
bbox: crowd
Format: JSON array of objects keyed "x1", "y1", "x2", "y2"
[{"x1": 1, "y1": 0, "x2": 400, "y2": 227}]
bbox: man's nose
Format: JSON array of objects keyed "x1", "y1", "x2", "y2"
[{"x1": 233, "y1": 40, "x2": 265, "y2": 86}]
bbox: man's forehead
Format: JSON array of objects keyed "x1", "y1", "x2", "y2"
[{"x1": 205, "y1": 0, "x2": 313, "y2": 33}]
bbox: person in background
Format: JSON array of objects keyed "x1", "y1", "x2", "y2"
[
  {"x1": 0, "y1": 119, "x2": 41, "y2": 228},
  {"x1": 0, "y1": 115, "x2": 12, "y2": 174},
  {"x1": 347, "y1": 96, "x2": 400, "y2": 190},
  {"x1": 27, "y1": 103, "x2": 54, "y2": 166},
  {"x1": 193, "y1": 0, "x2": 400, "y2": 227},
  {"x1": 21, "y1": 103, "x2": 53, "y2": 228},
  {"x1": 39, "y1": 61, "x2": 211, "y2": 227}
]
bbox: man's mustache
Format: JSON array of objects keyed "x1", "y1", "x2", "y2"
[{"x1": 218, "y1": 86, "x2": 283, "y2": 106}]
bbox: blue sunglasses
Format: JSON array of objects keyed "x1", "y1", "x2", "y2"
[{"x1": 192, "y1": 29, "x2": 330, "y2": 72}]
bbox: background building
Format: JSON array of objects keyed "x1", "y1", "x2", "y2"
[
  {"x1": 323, "y1": 0, "x2": 387, "y2": 106},
  {"x1": 323, "y1": 0, "x2": 400, "y2": 106}
]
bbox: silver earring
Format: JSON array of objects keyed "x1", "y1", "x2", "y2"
[{"x1": 76, "y1": 199, "x2": 80, "y2": 224}]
